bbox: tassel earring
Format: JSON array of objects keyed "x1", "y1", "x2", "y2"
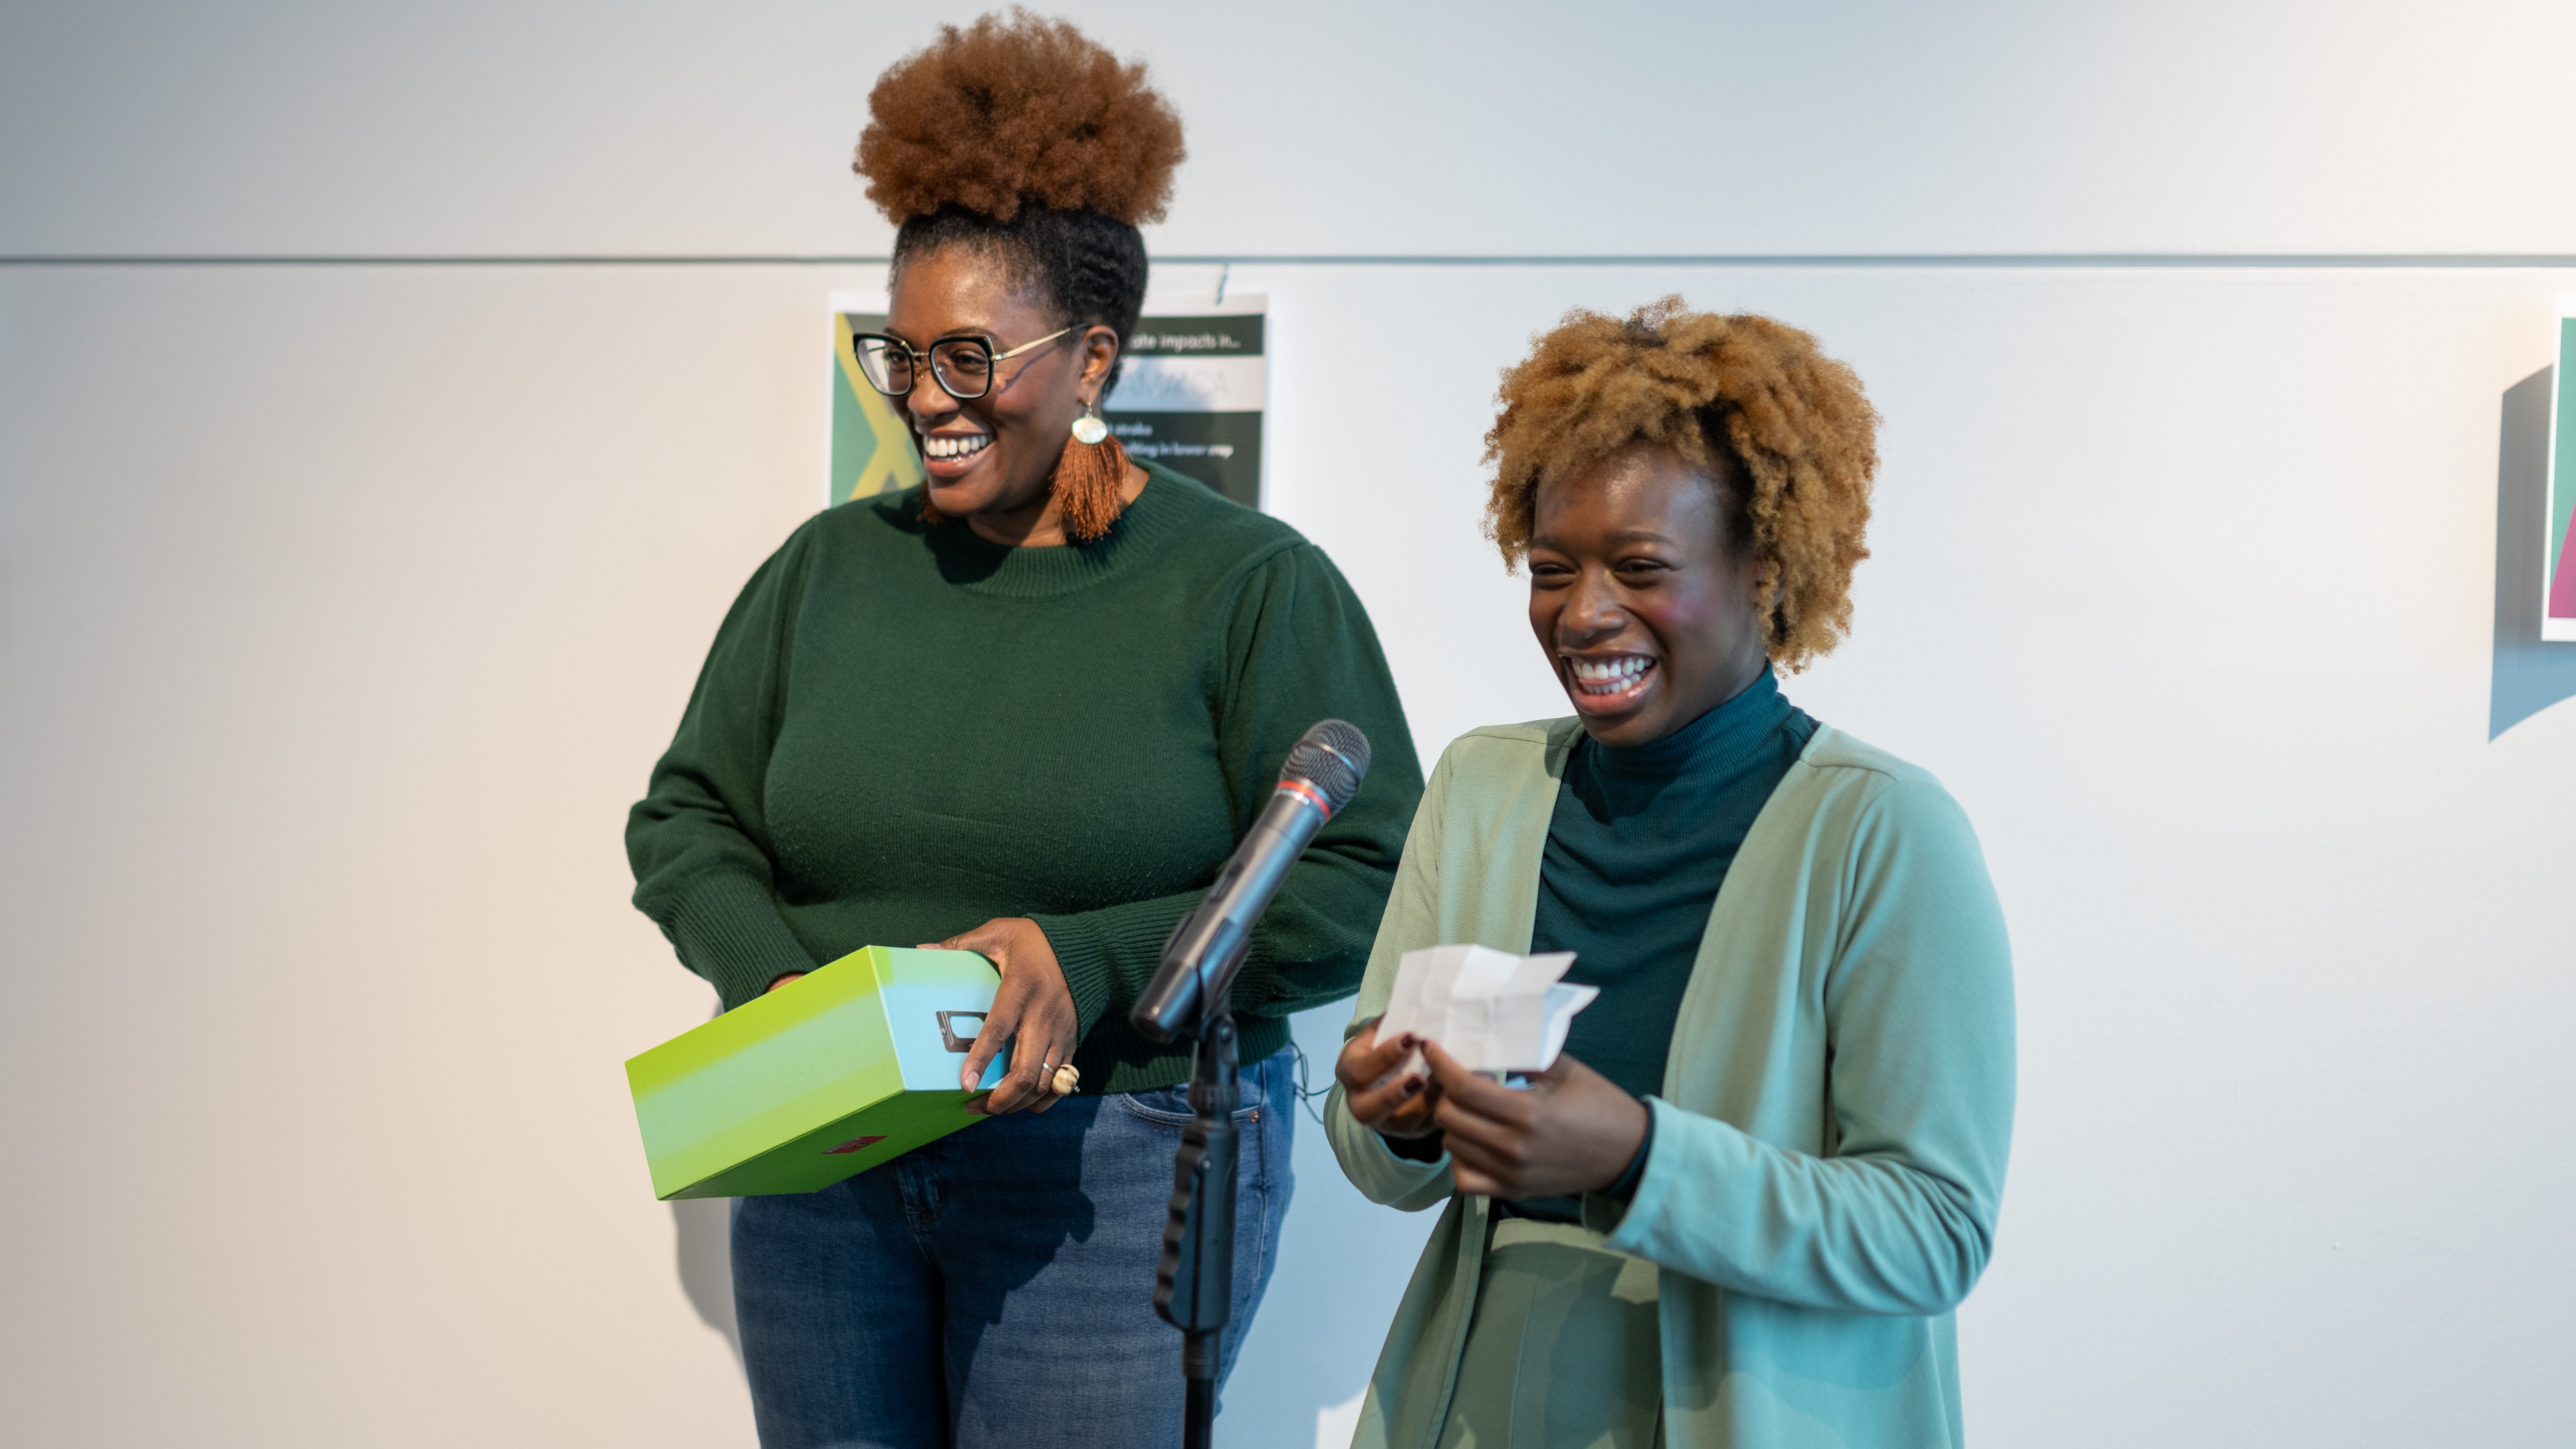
[{"x1": 1054, "y1": 401, "x2": 1132, "y2": 544}]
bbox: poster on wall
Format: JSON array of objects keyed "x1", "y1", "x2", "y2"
[
  {"x1": 826, "y1": 293, "x2": 1268, "y2": 512},
  {"x1": 1101, "y1": 300, "x2": 1267, "y2": 510},
  {"x1": 827, "y1": 299, "x2": 928, "y2": 506},
  {"x1": 2547, "y1": 294, "x2": 2576, "y2": 641}
]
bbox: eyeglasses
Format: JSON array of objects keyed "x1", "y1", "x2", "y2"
[{"x1": 849, "y1": 325, "x2": 1077, "y2": 401}]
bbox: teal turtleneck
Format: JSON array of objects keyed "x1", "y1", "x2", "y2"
[{"x1": 1499, "y1": 668, "x2": 1817, "y2": 1221}]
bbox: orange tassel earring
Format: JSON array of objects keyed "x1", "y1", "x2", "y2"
[{"x1": 1054, "y1": 402, "x2": 1132, "y2": 543}]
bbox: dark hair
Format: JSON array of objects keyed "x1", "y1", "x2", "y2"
[
  {"x1": 857, "y1": 11, "x2": 1182, "y2": 392},
  {"x1": 889, "y1": 204, "x2": 1150, "y2": 390}
]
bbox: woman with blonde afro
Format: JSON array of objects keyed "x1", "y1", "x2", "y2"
[
  {"x1": 626, "y1": 14, "x2": 1422, "y2": 1445},
  {"x1": 1330, "y1": 299, "x2": 2015, "y2": 1448}
]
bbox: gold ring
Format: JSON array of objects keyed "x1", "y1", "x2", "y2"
[{"x1": 1050, "y1": 1063, "x2": 1081, "y2": 1095}]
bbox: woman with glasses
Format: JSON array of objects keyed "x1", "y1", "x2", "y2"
[
  {"x1": 1329, "y1": 300, "x2": 2014, "y2": 1449},
  {"x1": 625, "y1": 15, "x2": 1421, "y2": 1447}
]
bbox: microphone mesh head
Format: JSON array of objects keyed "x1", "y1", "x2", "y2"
[{"x1": 1281, "y1": 719, "x2": 1371, "y2": 815}]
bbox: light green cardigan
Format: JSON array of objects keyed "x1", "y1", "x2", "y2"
[{"x1": 1326, "y1": 718, "x2": 2014, "y2": 1449}]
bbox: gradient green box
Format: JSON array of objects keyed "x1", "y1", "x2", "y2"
[{"x1": 625, "y1": 946, "x2": 1008, "y2": 1200}]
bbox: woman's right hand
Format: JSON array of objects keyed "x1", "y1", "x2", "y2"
[{"x1": 1336, "y1": 1019, "x2": 1443, "y2": 1140}]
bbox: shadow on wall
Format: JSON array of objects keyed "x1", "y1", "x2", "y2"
[
  {"x1": 2491, "y1": 366, "x2": 2576, "y2": 739},
  {"x1": 674, "y1": 1197, "x2": 743, "y2": 1366}
]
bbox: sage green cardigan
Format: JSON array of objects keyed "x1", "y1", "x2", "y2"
[{"x1": 1325, "y1": 718, "x2": 2014, "y2": 1449}]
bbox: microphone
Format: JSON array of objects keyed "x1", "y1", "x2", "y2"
[{"x1": 1130, "y1": 720, "x2": 1372, "y2": 1043}]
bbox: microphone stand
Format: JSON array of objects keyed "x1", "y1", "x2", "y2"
[
  {"x1": 1139, "y1": 719, "x2": 1368, "y2": 1447},
  {"x1": 1154, "y1": 949, "x2": 1244, "y2": 1449}
]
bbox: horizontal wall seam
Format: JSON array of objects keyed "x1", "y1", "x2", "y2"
[{"x1": 6, "y1": 252, "x2": 2576, "y2": 269}]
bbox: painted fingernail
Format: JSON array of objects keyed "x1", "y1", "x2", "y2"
[{"x1": 1401, "y1": 1076, "x2": 1423, "y2": 1096}]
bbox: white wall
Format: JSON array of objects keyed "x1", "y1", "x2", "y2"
[
  {"x1": 9, "y1": 0, "x2": 2576, "y2": 258},
  {"x1": 5, "y1": 5, "x2": 2575, "y2": 1448}
]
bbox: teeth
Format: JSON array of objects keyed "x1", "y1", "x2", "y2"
[
  {"x1": 923, "y1": 433, "x2": 992, "y2": 460},
  {"x1": 1567, "y1": 656, "x2": 1652, "y2": 694}
]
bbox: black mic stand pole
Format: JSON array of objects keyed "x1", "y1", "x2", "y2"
[{"x1": 1155, "y1": 951, "x2": 1244, "y2": 1449}]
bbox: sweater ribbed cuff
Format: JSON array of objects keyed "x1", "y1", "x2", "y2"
[
  {"x1": 661, "y1": 870, "x2": 819, "y2": 1012},
  {"x1": 1025, "y1": 896, "x2": 1194, "y2": 1037}
]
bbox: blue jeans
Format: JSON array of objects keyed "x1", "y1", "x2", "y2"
[{"x1": 731, "y1": 1048, "x2": 1297, "y2": 1449}]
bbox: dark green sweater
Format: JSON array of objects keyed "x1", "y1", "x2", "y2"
[{"x1": 626, "y1": 465, "x2": 1423, "y2": 1094}]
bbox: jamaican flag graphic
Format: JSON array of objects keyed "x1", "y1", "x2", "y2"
[{"x1": 829, "y1": 308, "x2": 926, "y2": 506}]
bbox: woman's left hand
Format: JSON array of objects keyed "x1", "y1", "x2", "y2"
[
  {"x1": 1423, "y1": 1041, "x2": 1650, "y2": 1200},
  {"x1": 922, "y1": 918, "x2": 1079, "y2": 1115}
]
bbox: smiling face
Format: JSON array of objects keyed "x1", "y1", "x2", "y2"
[
  {"x1": 1527, "y1": 444, "x2": 1772, "y2": 747},
  {"x1": 886, "y1": 245, "x2": 1124, "y2": 546}
]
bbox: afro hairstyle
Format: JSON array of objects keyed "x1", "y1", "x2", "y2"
[
  {"x1": 854, "y1": 10, "x2": 1184, "y2": 368},
  {"x1": 1484, "y1": 298, "x2": 1880, "y2": 671}
]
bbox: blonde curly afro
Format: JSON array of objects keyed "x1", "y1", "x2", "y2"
[
  {"x1": 855, "y1": 9, "x2": 1184, "y2": 227},
  {"x1": 1484, "y1": 298, "x2": 1880, "y2": 671}
]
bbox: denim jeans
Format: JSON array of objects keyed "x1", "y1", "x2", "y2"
[{"x1": 731, "y1": 1047, "x2": 1297, "y2": 1449}]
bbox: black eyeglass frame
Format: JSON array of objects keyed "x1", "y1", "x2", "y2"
[{"x1": 848, "y1": 325, "x2": 1080, "y2": 401}]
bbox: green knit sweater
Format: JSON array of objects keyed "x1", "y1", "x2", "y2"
[{"x1": 626, "y1": 464, "x2": 1425, "y2": 1094}]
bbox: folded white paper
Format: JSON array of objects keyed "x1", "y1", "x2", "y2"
[{"x1": 1376, "y1": 945, "x2": 1599, "y2": 1074}]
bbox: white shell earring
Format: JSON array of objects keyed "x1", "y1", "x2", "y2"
[{"x1": 1070, "y1": 402, "x2": 1109, "y2": 446}]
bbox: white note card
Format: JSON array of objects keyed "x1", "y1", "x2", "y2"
[{"x1": 1375, "y1": 945, "x2": 1599, "y2": 1074}]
